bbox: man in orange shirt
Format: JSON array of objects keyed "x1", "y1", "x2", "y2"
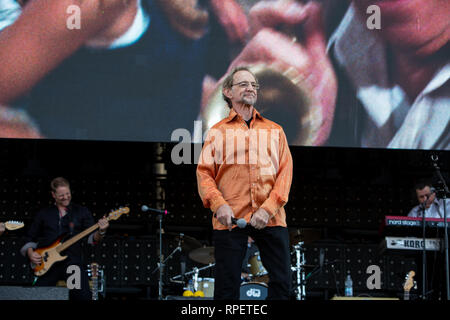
[{"x1": 197, "y1": 66, "x2": 293, "y2": 300}]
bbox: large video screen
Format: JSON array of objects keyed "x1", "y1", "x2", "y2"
[{"x1": 0, "y1": 0, "x2": 448, "y2": 149}]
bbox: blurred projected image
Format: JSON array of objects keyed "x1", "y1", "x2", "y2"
[{"x1": 0, "y1": 0, "x2": 448, "y2": 149}]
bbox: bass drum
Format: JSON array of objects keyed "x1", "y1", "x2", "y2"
[{"x1": 239, "y1": 282, "x2": 268, "y2": 300}]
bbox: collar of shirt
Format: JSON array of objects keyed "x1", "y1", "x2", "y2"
[
  {"x1": 327, "y1": 3, "x2": 450, "y2": 149},
  {"x1": 225, "y1": 107, "x2": 263, "y2": 124},
  {"x1": 0, "y1": 0, "x2": 151, "y2": 50},
  {"x1": 429, "y1": 199, "x2": 441, "y2": 209},
  {"x1": 54, "y1": 204, "x2": 68, "y2": 217},
  {"x1": 415, "y1": 199, "x2": 443, "y2": 218},
  {"x1": 0, "y1": 0, "x2": 21, "y2": 31}
]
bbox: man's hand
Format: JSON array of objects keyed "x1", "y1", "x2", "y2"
[
  {"x1": 98, "y1": 215, "x2": 109, "y2": 232},
  {"x1": 0, "y1": 106, "x2": 42, "y2": 139},
  {"x1": 220, "y1": 0, "x2": 337, "y2": 146},
  {"x1": 155, "y1": 0, "x2": 209, "y2": 40},
  {"x1": 250, "y1": 208, "x2": 270, "y2": 230},
  {"x1": 210, "y1": 0, "x2": 249, "y2": 43},
  {"x1": 94, "y1": 215, "x2": 109, "y2": 242},
  {"x1": 27, "y1": 248, "x2": 42, "y2": 265},
  {"x1": 215, "y1": 204, "x2": 235, "y2": 230}
]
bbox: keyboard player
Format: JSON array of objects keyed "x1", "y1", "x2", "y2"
[
  {"x1": 406, "y1": 180, "x2": 449, "y2": 300},
  {"x1": 408, "y1": 180, "x2": 449, "y2": 219}
]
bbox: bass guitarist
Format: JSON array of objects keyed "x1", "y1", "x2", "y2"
[{"x1": 20, "y1": 177, "x2": 109, "y2": 300}]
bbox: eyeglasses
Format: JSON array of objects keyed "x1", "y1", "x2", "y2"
[
  {"x1": 231, "y1": 81, "x2": 260, "y2": 90},
  {"x1": 55, "y1": 192, "x2": 71, "y2": 199}
]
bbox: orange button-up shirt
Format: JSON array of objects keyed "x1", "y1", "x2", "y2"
[{"x1": 197, "y1": 108, "x2": 293, "y2": 230}]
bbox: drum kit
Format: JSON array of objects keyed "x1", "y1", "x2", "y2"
[
  {"x1": 169, "y1": 245, "x2": 216, "y2": 298},
  {"x1": 161, "y1": 227, "x2": 319, "y2": 300},
  {"x1": 289, "y1": 228, "x2": 320, "y2": 300},
  {"x1": 169, "y1": 243, "x2": 271, "y2": 299}
]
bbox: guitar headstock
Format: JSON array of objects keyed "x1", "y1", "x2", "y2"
[
  {"x1": 91, "y1": 262, "x2": 99, "y2": 279},
  {"x1": 403, "y1": 270, "x2": 415, "y2": 292},
  {"x1": 107, "y1": 207, "x2": 129, "y2": 221},
  {"x1": 5, "y1": 221, "x2": 25, "y2": 231}
]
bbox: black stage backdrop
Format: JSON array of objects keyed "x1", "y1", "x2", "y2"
[{"x1": 0, "y1": 138, "x2": 448, "y2": 302}]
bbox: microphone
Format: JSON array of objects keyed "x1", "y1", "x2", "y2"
[
  {"x1": 231, "y1": 217, "x2": 247, "y2": 229},
  {"x1": 213, "y1": 214, "x2": 247, "y2": 228},
  {"x1": 141, "y1": 205, "x2": 169, "y2": 215}
]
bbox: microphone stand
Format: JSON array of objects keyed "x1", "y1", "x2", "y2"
[
  {"x1": 152, "y1": 229, "x2": 184, "y2": 300},
  {"x1": 431, "y1": 155, "x2": 450, "y2": 300},
  {"x1": 150, "y1": 213, "x2": 168, "y2": 300},
  {"x1": 421, "y1": 200, "x2": 427, "y2": 300},
  {"x1": 157, "y1": 213, "x2": 164, "y2": 300}
]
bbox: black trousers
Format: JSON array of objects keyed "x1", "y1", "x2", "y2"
[
  {"x1": 34, "y1": 258, "x2": 91, "y2": 301},
  {"x1": 213, "y1": 226, "x2": 291, "y2": 300}
]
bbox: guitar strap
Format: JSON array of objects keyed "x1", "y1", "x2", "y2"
[{"x1": 65, "y1": 205, "x2": 75, "y2": 236}]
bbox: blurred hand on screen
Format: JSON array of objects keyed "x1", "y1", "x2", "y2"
[
  {"x1": 0, "y1": 106, "x2": 42, "y2": 139},
  {"x1": 210, "y1": 0, "x2": 249, "y2": 44},
  {"x1": 156, "y1": 0, "x2": 209, "y2": 40},
  {"x1": 227, "y1": 0, "x2": 338, "y2": 146}
]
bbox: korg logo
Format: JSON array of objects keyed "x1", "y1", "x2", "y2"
[{"x1": 246, "y1": 288, "x2": 261, "y2": 298}]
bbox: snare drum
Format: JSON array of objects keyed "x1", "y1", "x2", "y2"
[
  {"x1": 240, "y1": 282, "x2": 268, "y2": 300},
  {"x1": 249, "y1": 252, "x2": 269, "y2": 283},
  {"x1": 197, "y1": 277, "x2": 215, "y2": 298}
]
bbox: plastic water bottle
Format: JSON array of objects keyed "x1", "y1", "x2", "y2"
[
  {"x1": 187, "y1": 279, "x2": 194, "y2": 292},
  {"x1": 345, "y1": 275, "x2": 353, "y2": 297}
]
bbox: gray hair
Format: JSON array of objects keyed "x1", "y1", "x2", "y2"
[
  {"x1": 222, "y1": 66, "x2": 258, "y2": 108},
  {"x1": 50, "y1": 177, "x2": 70, "y2": 192}
]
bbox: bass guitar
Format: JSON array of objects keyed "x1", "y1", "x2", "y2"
[{"x1": 33, "y1": 207, "x2": 129, "y2": 276}]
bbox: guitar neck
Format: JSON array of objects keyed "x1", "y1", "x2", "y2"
[
  {"x1": 54, "y1": 207, "x2": 127, "y2": 253},
  {"x1": 92, "y1": 277, "x2": 98, "y2": 300},
  {"x1": 57, "y1": 223, "x2": 100, "y2": 252},
  {"x1": 404, "y1": 291, "x2": 410, "y2": 300}
]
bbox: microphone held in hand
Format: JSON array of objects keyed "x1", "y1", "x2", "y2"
[
  {"x1": 214, "y1": 214, "x2": 247, "y2": 228},
  {"x1": 231, "y1": 217, "x2": 247, "y2": 229}
]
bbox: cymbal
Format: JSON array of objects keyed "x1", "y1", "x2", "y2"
[
  {"x1": 189, "y1": 246, "x2": 215, "y2": 265},
  {"x1": 289, "y1": 228, "x2": 321, "y2": 246},
  {"x1": 162, "y1": 232, "x2": 202, "y2": 252}
]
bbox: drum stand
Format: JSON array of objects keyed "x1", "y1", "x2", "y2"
[
  {"x1": 291, "y1": 242, "x2": 306, "y2": 300},
  {"x1": 171, "y1": 263, "x2": 215, "y2": 291},
  {"x1": 172, "y1": 264, "x2": 215, "y2": 280}
]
